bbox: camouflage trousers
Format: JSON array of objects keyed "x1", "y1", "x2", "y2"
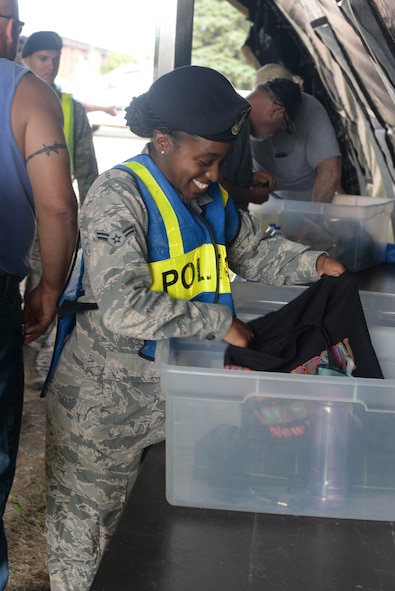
[{"x1": 45, "y1": 319, "x2": 165, "y2": 591}]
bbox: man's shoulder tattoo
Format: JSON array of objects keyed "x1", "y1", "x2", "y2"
[{"x1": 25, "y1": 141, "x2": 68, "y2": 164}]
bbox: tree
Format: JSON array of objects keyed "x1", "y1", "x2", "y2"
[
  {"x1": 192, "y1": 0, "x2": 256, "y2": 89},
  {"x1": 103, "y1": 51, "x2": 136, "y2": 74}
]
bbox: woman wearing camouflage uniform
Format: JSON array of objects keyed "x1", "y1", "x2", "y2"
[{"x1": 45, "y1": 65, "x2": 345, "y2": 591}]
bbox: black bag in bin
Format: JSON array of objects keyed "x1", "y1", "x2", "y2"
[
  {"x1": 224, "y1": 271, "x2": 383, "y2": 455},
  {"x1": 224, "y1": 271, "x2": 383, "y2": 378}
]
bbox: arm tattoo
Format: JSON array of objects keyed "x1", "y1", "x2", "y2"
[{"x1": 25, "y1": 141, "x2": 68, "y2": 164}]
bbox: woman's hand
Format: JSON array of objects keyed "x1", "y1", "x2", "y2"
[
  {"x1": 223, "y1": 318, "x2": 254, "y2": 348},
  {"x1": 316, "y1": 254, "x2": 347, "y2": 277}
]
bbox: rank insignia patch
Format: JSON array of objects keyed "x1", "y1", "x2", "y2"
[{"x1": 96, "y1": 225, "x2": 135, "y2": 246}]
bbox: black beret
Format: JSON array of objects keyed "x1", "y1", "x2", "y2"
[
  {"x1": 21, "y1": 31, "x2": 63, "y2": 58},
  {"x1": 147, "y1": 66, "x2": 251, "y2": 142}
]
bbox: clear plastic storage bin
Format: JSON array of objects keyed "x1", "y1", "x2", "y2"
[
  {"x1": 249, "y1": 195, "x2": 394, "y2": 272},
  {"x1": 160, "y1": 282, "x2": 395, "y2": 521}
]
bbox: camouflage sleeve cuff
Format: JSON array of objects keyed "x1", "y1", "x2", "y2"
[
  {"x1": 193, "y1": 302, "x2": 234, "y2": 341},
  {"x1": 288, "y1": 250, "x2": 327, "y2": 284}
]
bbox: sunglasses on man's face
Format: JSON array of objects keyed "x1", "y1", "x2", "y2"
[{"x1": 0, "y1": 14, "x2": 25, "y2": 35}]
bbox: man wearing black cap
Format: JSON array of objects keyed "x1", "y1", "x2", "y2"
[
  {"x1": 22, "y1": 31, "x2": 99, "y2": 388},
  {"x1": 221, "y1": 71, "x2": 341, "y2": 209},
  {"x1": 0, "y1": 2, "x2": 78, "y2": 588}
]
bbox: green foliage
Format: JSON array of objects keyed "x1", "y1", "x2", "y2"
[
  {"x1": 9, "y1": 496, "x2": 25, "y2": 518},
  {"x1": 103, "y1": 51, "x2": 136, "y2": 74},
  {"x1": 9, "y1": 488, "x2": 46, "y2": 532},
  {"x1": 192, "y1": 0, "x2": 255, "y2": 89}
]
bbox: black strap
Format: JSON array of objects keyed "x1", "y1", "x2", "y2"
[{"x1": 57, "y1": 300, "x2": 98, "y2": 317}]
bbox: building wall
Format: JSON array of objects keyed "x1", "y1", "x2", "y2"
[{"x1": 59, "y1": 38, "x2": 109, "y2": 83}]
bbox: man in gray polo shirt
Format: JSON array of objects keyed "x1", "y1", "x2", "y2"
[{"x1": 221, "y1": 63, "x2": 341, "y2": 209}]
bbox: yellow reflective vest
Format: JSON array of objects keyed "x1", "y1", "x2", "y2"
[
  {"x1": 116, "y1": 154, "x2": 240, "y2": 359},
  {"x1": 61, "y1": 92, "x2": 74, "y2": 173}
]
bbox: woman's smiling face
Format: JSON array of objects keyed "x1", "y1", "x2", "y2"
[{"x1": 153, "y1": 132, "x2": 234, "y2": 199}]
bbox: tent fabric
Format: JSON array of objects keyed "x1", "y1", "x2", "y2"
[{"x1": 227, "y1": 0, "x2": 395, "y2": 204}]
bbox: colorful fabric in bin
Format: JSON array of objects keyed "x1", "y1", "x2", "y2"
[{"x1": 246, "y1": 397, "x2": 310, "y2": 439}]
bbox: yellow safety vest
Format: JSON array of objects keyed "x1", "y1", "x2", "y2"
[
  {"x1": 61, "y1": 92, "x2": 74, "y2": 173},
  {"x1": 115, "y1": 155, "x2": 239, "y2": 360},
  {"x1": 120, "y1": 158, "x2": 233, "y2": 303}
]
